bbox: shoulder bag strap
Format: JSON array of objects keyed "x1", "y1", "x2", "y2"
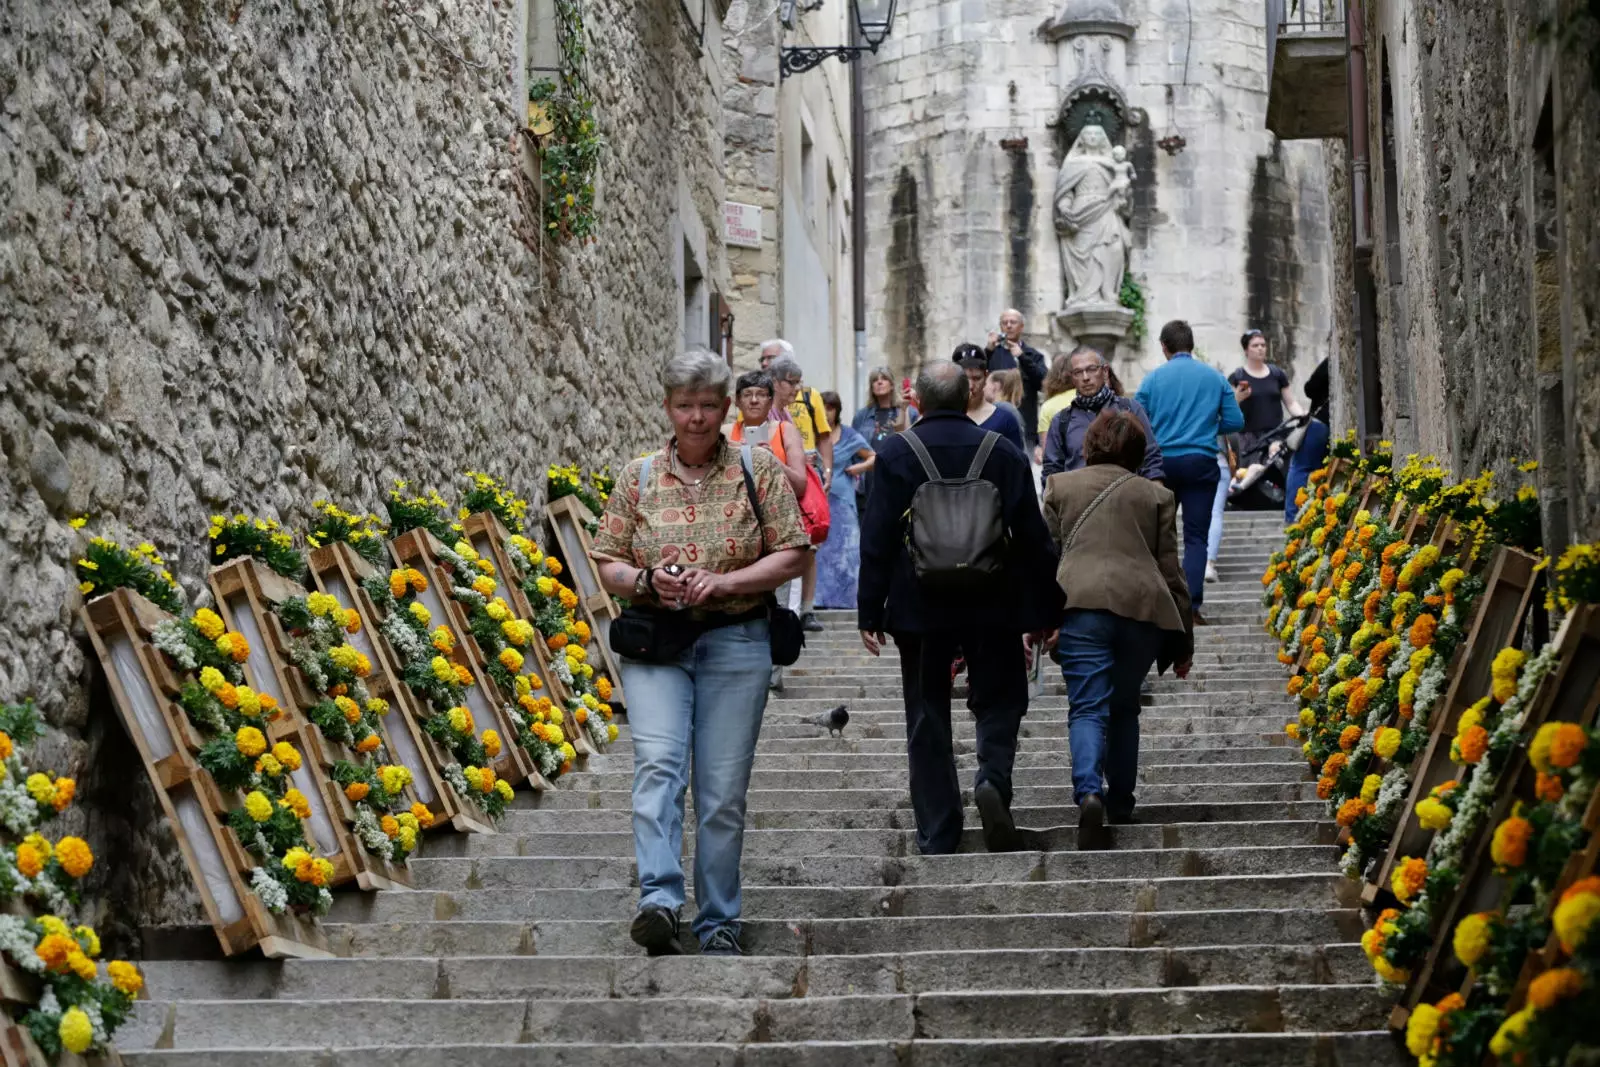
[
  {"x1": 1062, "y1": 472, "x2": 1136, "y2": 555},
  {"x1": 899, "y1": 427, "x2": 943, "y2": 482},
  {"x1": 738, "y1": 445, "x2": 766, "y2": 554},
  {"x1": 965, "y1": 432, "x2": 1000, "y2": 479}
]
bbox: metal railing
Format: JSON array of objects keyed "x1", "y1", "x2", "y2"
[{"x1": 1266, "y1": 0, "x2": 1345, "y2": 83}]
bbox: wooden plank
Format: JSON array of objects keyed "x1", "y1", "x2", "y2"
[
  {"x1": 1500, "y1": 780, "x2": 1600, "y2": 1014},
  {"x1": 308, "y1": 542, "x2": 495, "y2": 836},
  {"x1": 1392, "y1": 604, "x2": 1600, "y2": 1020},
  {"x1": 545, "y1": 495, "x2": 627, "y2": 714},
  {"x1": 1363, "y1": 548, "x2": 1541, "y2": 904},
  {"x1": 388, "y1": 530, "x2": 545, "y2": 791},
  {"x1": 80, "y1": 589, "x2": 329, "y2": 959},
  {"x1": 207, "y1": 559, "x2": 361, "y2": 886},
  {"x1": 459, "y1": 512, "x2": 593, "y2": 760}
]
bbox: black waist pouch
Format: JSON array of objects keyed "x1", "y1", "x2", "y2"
[{"x1": 609, "y1": 607, "x2": 704, "y2": 664}]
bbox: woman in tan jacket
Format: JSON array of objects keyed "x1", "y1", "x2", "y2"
[{"x1": 1042, "y1": 409, "x2": 1194, "y2": 850}]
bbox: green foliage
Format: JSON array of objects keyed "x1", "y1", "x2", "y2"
[
  {"x1": 384, "y1": 482, "x2": 455, "y2": 542},
  {"x1": 529, "y1": 0, "x2": 604, "y2": 243},
  {"x1": 1118, "y1": 274, "x2": 1147, "y2": 347},
  {"x1": 75, "y1": 531, "x2": 183, "y2": 612},
  {"x1": 198, "y1": 735, "x2": 254, "y2": 792},
  {"x1": 0, "y1": 700, "x2": 43, "y2": 747},
  {"x1": 305, "y1": 500, "x2": 388, "y2": 566},
  {"x1": 209, "y1": 514, "x2": 305, "y2": 580}
]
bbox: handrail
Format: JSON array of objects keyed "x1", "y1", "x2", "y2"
[{"x1": 1275, "y1": 0, "x2": 1346, "y2": 35}]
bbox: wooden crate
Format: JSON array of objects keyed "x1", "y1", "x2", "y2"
[
  {"x1": 1389, "y1": 603, "x2": 1600, "y2": 1026},
  {"x1": 459, "y1": 512, "x2": 593, "y2": 759},
  {"x1": 544, "y1": 496, "x2": 626, "y2": 718},
  {"x1": 1363, "y1": 547, "x2": 1541, "y2": 904},
  {"x1": 308, "y1": 542, "x2": 495, "y2": 837},
  {"x1": 0, "y1": 1006, "x2": 124, "y2": 1067},
  {"x1": 80, "y1": 590, "x2": 332, "y2": 959},
  {"x1": 388, "y1": 530, "x2": 547, "y2": 791}
]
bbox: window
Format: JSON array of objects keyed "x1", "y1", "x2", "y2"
[
  {"x1": 525, "y1": 0, "x2": 560, "y2": 97},
  {"x1": 801, "y1": 124, "x2": 816, "y2": 225},
  {"x1": 682, "y1": 237, "x2": 708, "y2": 349},
  {"x1": 826, "y1": 163, "x2": 839, "y2": 253}
]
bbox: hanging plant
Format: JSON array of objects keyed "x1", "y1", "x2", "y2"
[
  {"x1": 1119, "y1": 273, "x2": 1147, "y2": 346},
  {"x1": 529, "y1": 0, "x2": 604, "y2": 243}
]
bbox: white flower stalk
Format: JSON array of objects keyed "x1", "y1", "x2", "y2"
[{"x1": 250, "y1": 866, "x2": 289, "y2": 913}]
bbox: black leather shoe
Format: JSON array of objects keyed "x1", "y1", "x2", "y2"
[
  {"x1": 630, "y1": 905, "x2": 683, "y2": 956},
  {"x1": 801, "y1": 611, "x2": 825, "y2": 633},
  {"x1": 1077, "y1": 794, "x2": 1108, "y2": 851},
  {"x1": 1191, "y1": 610, "x2": 1212, "y2": 627},
  {"x1": 974, "y1": 781, "x2": 1022, "y2": 853},
  {"x1": 701, "y1": 927, "x2": 745, "y2": 957}
]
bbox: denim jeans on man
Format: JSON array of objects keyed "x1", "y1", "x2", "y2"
[
  {"x1": 1284, "y1": 419, "x2": 1331, "y2": 523},
  {"x1": 622, "y1": 619, "x2": 770, "y2": 945},
  {"x1": 1161, "y1": 452, "x2": 1220, "y2": 609},
  {"x1": 1055, "y1": 608, "x2": 1163, "y2": 819}
]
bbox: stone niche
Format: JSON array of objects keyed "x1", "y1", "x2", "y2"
[{"x1": 1043, "y1": 0, "x2": 1139, "y2": 362}]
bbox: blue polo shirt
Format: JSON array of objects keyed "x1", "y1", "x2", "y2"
[{"x1": 1134, "y1": 353, "x2": 1245, "y2": 459}]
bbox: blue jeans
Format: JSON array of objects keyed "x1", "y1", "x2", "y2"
[
  {"x1": 1162, "y1": 452, "x2": 1220, "y2": 610},
  {"x1": 621, "y1": 619, "x2": 770, "y2": 945},
  {"x1": 1207, "y1": 451, "x2": 1230, "y2": 562},
  {"x1": 1284, "y1": 419, "x2": 1331, "y2": 523},
  {"x1": 1055, "y1": 609, "x2": 1163, "y2": 819}
]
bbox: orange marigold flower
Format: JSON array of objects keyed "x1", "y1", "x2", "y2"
[
  {"x1": 345, "y1": 782, "x2": 371, "y2": 802},
  {"x1": 1549, "y1": 723, "x2": 1589, "y2": 769},
  {"x1": 1393, "y1": 857, "x2": 1428, "y2": 903},
  {"x1": 1336, "y1": 798, "x2": 1368, "y2": 827},
  {"x1": 548, "y1": 633, "x2": 569, "y2": 651},
  {"x1": 1409, "y1": 614, "x2": 1438, "y2": 649},
  {"x1": 1379, "y1": 564, "x2": 1398, "y2": 590},
  {"x1": 1322, "y1": 752, "x2": 1349, "y2": 778},
  {"x1": 1458, "y1": 725, "x2": 1489, "y2": 765},
  {"x1": 1363, "y1": 591, "x2": 1383, "y2": 622},
  {"x1": 1287, "y1": 675, "x2": 1306, "y2": 696},
  {"x1": 1535, "y1": 771, "x2": 1565, "y2": 802},
  {"x1": 1316, "y1": 777, "x2": 1336, "y2": 800},
  {"x1": 1330, "y1": 548, "x2": 1347, "y2": 569},
  {"x1": 1491, "y1": 815, "x2": 1533, "y2": 869},
  {"x1": 355, "y1": 734, "x2": 381, "y2": 754},
  {"x1": 1339, "y1": 725, "x2": 1363, "y2": 752},
  {"x1": 1527, "y1": 967, "x2": 1584, "y2": 1011}
]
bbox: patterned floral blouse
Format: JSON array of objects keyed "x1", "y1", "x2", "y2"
[{"x1": 590, "y1": 437, "x2": 810, "y2": 615}]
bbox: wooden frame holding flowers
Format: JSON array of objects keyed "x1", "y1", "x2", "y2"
[
  {"x1": 79, "y1": 589, "x2": 331, "y2": 959},
  {"x1": 387, "y1": 529, "x2": 545, "y2": 792},
  {"x1": 307, "y1": 540, "x2": 486, "y2": 837},
  {"x1": 359, "y1": 547, "x2": 518, "y2": 822},
  {"x1": 544, "y1": 494, "x2": 627, "y2": 714}
]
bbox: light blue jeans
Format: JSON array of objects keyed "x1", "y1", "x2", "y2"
[
  {"x1": 622, "y1": 618, "x2": 771, "y2": 945},
  {"x1": 1207, "y1": 451, "x2": 1230, "y2": 562}
]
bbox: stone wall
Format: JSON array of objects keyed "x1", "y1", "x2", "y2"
[
  {"x1": 860, "y1": 0, "x2": 1335, "y2": 392},
  {"x1": 0, "y1": 0, "x2": 727, "y2": 944}
]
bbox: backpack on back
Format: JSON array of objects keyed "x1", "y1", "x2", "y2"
[{"x1": 900, "y1": 428, "x2": 1008, "y2": 595}]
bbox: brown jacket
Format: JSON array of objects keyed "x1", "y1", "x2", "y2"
[{"x1": 1042, "y1": 464, "x2": 1194, "y2": 665}]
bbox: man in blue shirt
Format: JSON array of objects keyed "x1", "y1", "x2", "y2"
[{"x1": 1133, "y1": 321, "x2": 1244, "y2": 624}]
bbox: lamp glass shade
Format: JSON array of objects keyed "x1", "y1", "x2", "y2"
[{"x1": 853, "y1": 0, "x2": 897, "y2": 46}]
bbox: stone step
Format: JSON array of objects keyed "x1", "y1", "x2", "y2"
[
  {"x1": 771, "y1": 678, "x2": 1292, "y2": 700},
  {"x1": 538, "y1": 767, "x2": 1312, "y2": 795},
  {"x1": 136, "y1": 941, "x2": 1373, "y2": 1002},
  {"x1": 418, "y1": 815, "x2": 1336, "y2": 859},
  {"x1": 324, "y1": 872, "x2": 1355, "y2": 924},
  {"x1": 577, "y1": 746, "x2": 1307, "y2": 773},
  {"x1": 593, "y1": 732, "x2": 1300, "y2": 758},
  {"x1": 119, "y1": 983, "x2": 1391, "y2": 1049},
  {"x1": 748, "y1": 715, "x2": 1292, "y2": 739},
  {"x1": 319, "y1": 905, "x2": 1363, "y2": 958},
  {"x1": 394, "y1": 844, "x2": 1339, "y2": 891},
  {"x1": 759, "y1": 700, "x2": 1293, "y2": 721},
  {"x1": 122, "y1": 1032, "x2": 1405, "y2": 1067}
]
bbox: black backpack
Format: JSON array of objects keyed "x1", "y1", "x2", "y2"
[{"x1": 900, "y1": 428, "x2": 1008, "y2": 595}]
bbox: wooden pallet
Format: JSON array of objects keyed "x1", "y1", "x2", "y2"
[
  {"x1": 80, "y1": 589, "x2": 332, "y2": 959},
  {"x1": 1389, "y1": 603, "x2": 1600, "y2": 1026},
  {"x1": 1363, "y1": 547, "x2": 1542, "y2": 904},
  {"x1": 0, "y1": 1010, "x2": 123, "y2": 1067},
  {"x1": 307, "y1": 542, "x2": 494, "y2": 836},
  {"x1": 545, "y1": 495, "x2": 627, "y2": 711},
  {"x1": 389, "y1": 529, "x2": 547, "y2": 791},
  {"x1": 459, "y1": 512, "x2": 592, "y2": 759}
]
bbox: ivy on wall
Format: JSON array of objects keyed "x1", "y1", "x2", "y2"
[
  {"x1": 1119, "y1": 273, "x2": 1147, "y2": 347},
  {"x1": 529, "y1": 0, "x2": 603, "y2": 243}
]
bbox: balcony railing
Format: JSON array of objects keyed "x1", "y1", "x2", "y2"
[
  {"x1": 1265, "y1": 0, "x2": 1348, "y2": 138},
  {"x1": 1267, "y1": 0, "x2": 1346, "y2": 84}
]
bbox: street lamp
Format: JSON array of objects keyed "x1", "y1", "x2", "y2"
[{"x1": 780, "y1": 0, "x2": 898, "y2": 79}]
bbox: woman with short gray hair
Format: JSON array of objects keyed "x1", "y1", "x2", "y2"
[{"x1": 589, "y1": 347, "x2": 810, "y2": 957}]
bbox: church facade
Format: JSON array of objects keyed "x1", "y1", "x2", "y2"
[{"x1": 861, "y1": 0, "x2": 1336, "y2": 391}]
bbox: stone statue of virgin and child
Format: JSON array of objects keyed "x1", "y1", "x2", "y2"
[{"x1": 1054, "y1": 124, "x2": 1134, "y2": 311}]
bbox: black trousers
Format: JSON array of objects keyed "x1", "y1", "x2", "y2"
[{"x1": 892, "y1": 631, "x2": 1027, "y2": 854}]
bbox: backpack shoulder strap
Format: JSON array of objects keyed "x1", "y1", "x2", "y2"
[
  {"x1": 900, "y1": 427, "x2": 942, "y2": 482},
  {"x1": 965, "y1": 432, "x2": 1000, "y2": 479},
  {"x1": 1062, "y1": 472, "x2": 1136, "y2": 555},
  {"x1": 638, "y1": 454, "x2": 655, "y2": 492},
  {"x1": 738, "y1": 444, "x2": 764, "y2": 530}
]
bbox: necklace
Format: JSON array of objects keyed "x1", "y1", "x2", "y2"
[{"x1": 670, "y1": 443, "x2": 713, "y2": 495}]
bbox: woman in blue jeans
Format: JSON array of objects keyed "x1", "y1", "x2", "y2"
[
  {"x1": 591, "y1": 348, "x2": 810, "y2": 956},
  {"x1": 1041, "y1": 409, "x2": 1195, "y2": 850}
]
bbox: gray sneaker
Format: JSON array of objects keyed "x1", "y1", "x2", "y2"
[
  {"x1": 701, "y1": 927, "x2": 745, "y2": 957},
  {"x1": 801, "y1": 611, "x2": 825, "y2": 633},
  {"x1": 769, "y1": 666, "x2": 784, "y2": 693}
]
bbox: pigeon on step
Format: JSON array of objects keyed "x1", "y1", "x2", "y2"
[{"x1": 809, "y1": 704, "x2": 849, "y2": 737}]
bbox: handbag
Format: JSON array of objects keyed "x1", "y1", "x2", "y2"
[
  {"x1": 798, "y1": 462, "x2": 831, "y2": 545},
  {"x1": 738, "y1": 446, "x2": 805, "y2": 666}
]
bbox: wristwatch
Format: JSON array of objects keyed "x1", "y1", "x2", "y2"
[{"x1": 633, "y1": 567, "x2": 656, "y2": 598}]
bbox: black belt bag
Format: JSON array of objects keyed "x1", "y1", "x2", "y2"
[{"x1": 610, "y1": 606, "x2": 765, "y2": 664}]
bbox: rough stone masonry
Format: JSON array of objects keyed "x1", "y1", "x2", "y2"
[{"x1": 0, "y1": 0, "x2": 727, "y2": 943}]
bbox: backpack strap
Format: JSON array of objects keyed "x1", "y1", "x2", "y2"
[
  {"x1": 737, "y1": 445, "x2": 766, "y2": 554},
  {"x1": 965, "y1": 432, "x2": 1000, "y2": 479},
  {"x1": 900, "y1": 427, "x2": 943, "y2": 482},
  {"x1": 1062, "y1": 472, "x2": 1136, "y2": 555},
  {"x1": 638, "y1": 454, "x2": 655, "y2": 492}
]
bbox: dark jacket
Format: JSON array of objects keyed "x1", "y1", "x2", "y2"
[
  {"x1": 986, "y1": 339, "x2": 1048, "y2": 446},
  {"x1": 1042, "y1": 464, "x2": 1194, "y2": 672},
  {"x1": 1040, "y1": 396, "x2": 1165, "y2": 482},
  {"x1": 858, "y1": 411, "x2": 1061, "y2": 635}
]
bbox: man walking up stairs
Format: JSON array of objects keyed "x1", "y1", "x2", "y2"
[{"x1": 117, "y1": 512, "x2": 1401, "y2": 1065}]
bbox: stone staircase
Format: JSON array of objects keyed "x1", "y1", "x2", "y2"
[{"x1": 119, "y1": 511, "x2": 1403, "y2": 1065}]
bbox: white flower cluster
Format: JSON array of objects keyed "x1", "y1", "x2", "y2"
[
  {"x1": 1388, "y1": 630, "x2": 1416, "y2": 681},
  {"x1": 353, "y1": 807, "x2": 396, "y2": 861},
  {"x1": 452, "y1": 585, "x2": 487, "y2": 612},
  {"x1": 290, "y1": 643, "x2": 330, "y2": 694},
  {"x1": 504, "y1": 539, "x2": 532, "y2": 576},
  {"x1": 0, "y1": 773, "x2": 41, "y2": 837},
  {"x1": 1408, "y1": 655, "x2": 1450, "y2": 735},
  {"x1": 0, "y1": 915, "x2": 42, "y2": 973},
  {"x1": 315, "y1": 887, "x2": 333, "y2": 914},
  {"x1": 1339, "y1": 842, "x2": 1362, "y2": 877},
  {"x1": 442, "y1": 762, "x2": 471, "y2": 799},
  {"x1": 535, "y1": 745, "x2": 562, "y2": 779},
  {"x1": 83, "y1": 997, "x2": 108, "y2": 1046},
  {"x1": 552, "y1": 657, "x2": 574, "y2": 685},
  {"x1": 435, "y1": 544, "x2": 472, "y2": 572},
  {"x1": 250, "y1": 866, "x2": 289, "y2": 913},
  {"x1": 151, "y1": 620, "x2": 198, "y2": 670},
  {"x1": 381, "y1": 611, "x2": 429, "y2": 662},
  {"x1": 585, "y1": 712, "x2": 609, "y2": 750}
]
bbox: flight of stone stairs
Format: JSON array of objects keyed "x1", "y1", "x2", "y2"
[{"x1": 119, "y1": 510, "x2": 1403, "y2": 1064}]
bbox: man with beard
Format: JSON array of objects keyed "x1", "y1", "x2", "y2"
[{"x1": 1040, "y1": 346, "x2": 1164, "y2": 483}]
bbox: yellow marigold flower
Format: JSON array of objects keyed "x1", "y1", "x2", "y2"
[
  {"x1": 607, "y1": 723, "x2": 619, "y2": 742},
  {"x1": 472, "y1": 575, "x2": 496, "y2": 597},
  {"x1": 431, "y1": 627, "x2": 455, "y2": 653},
  {"x1": 281, "y1": 788, "x2": 312, "y2": 819},
  {"x1": 1489, "y1": 1007, "x2": 1535, "y2": 1059},
  {"x1": 1392, "y1": 856, "x2": 1427, "y2": 903},
  {"x1": 487, "y1": 598, "x2": 511, "y2": 622},
  {"x1": 1373, "y1": 727, "x2": 1402, "y2": 760},
  {"x1": 558, "y1": 588, "x2": 579, "y2": 611},
  {"x1": 367, "y1": 698, "x2": 390, "y2": 717},
  {"x1": 1554, "y1": 877, "x2": 1600, "y2": 953},
  {"x1": 216, "y1": 631, "x2": 251, "y2": 663},
  {"x1": 448, "y1": 706, "x2": 474, "y2": 736},
  {"x1": 108, "y1": 959, "x2": 143, "y2": 995},
  {"x1": 344, "y1": 608, "x2": 362, "y2": 634},
  {"x1": 15, "y1": 843, "x2": 44, "y2": 878},
  {"x1": 55, "y1": 836, "x2": 93, "y2": 878},
  {"x1": 58, "y1": 1007, "x2": 93, "y2": 1055},
  {"x1": 68, "y1": 950, "x2": 97, "y2": 980},
  {"x1": 244, "y1": 790, "x2": 275, "y2": 822},
  {"x1": 272, "y1": 742, "x2": 302, "y2": 771},
  {"x1": 514, "y1": 674, "x2": 532, "y2": 697},
  {"x1": 1405, "y1": 1003, "x2": 1442, "y2": 1059},
  {"x1": 406, "y1": 569, "x2": 428, "y2": 593},
  {"x1": 559, "y1": 742, "x2": 576, "y2": 762},
  {"x1": 379, "y1": 765, "x2": 412, "y2": 795},
  {"x1": 499, "y1": 648, "x2": 524, "y2": 673},
  {"x1": 336, "y1": 695, "x2": 362, "y2": 725},
  {"x1": 26, "y1": 772, "x2": 54, "y2": 806},
  {"x1": 1415, "y1": 797, "x2": 1453, "y2": 831},
  {"x1": 1491, "y1": 647, "x2": 1526, "y2": 704},
  {"x1": 233, "y1": 725, "x2": 267, "y2": 759},
  {"x1": 1371, "y1": 954, "x2": 1409, "y2": 984},
  {"x1": 431, "y1": 656, "x2": 456, "y2": 683},
  {"x1": 193, "y1": 608, "x2": 226, "y2": 640},
  {"x1": 495, "y1": 779, "x2": 514, "y2": 802},
  {"x1": 255, "y1": 753, "x2": 283, "y2": 777},
  {"x1": 1452, "y1": 912, "x2": 1494, "y2": 967},
  {"x1": 0, "y1": 731, "x2": 11, "y2": 761},
  {"x1": 408, "y1": 601, "x2": 432, "y2": 626},
  {"x1": 482, "y1": 730, "x2": 502, "y2": 758},
  {"x1": 1360, "y1": 774, "x2": 1382, "y2": 805}
]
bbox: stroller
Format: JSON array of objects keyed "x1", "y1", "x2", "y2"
[{"x1": 1227, "y1": 414, "x2": 1312, "y2": 512}]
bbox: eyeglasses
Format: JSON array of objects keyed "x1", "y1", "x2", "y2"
[{"x1": 1069, "y1": 366, "x2": 1106, "y2": 378}]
